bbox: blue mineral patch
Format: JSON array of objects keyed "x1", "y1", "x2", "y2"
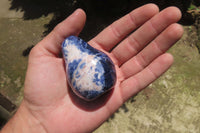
[{"x1": 67, "y1": 59, "x2": 82, "y2": 82}]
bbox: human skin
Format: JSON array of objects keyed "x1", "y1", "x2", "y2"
[{"x1": 1, "y1": 4, "x2": 183, "y2": 133}]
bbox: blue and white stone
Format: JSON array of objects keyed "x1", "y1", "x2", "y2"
[{"x1": 62, "y1": 36, "x2": 116, "y2": 101}]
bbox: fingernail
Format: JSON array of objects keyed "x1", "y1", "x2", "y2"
[{"x1": 73, "y1": 8, "x2": 81, "y2": 16}]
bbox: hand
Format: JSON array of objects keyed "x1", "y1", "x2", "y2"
[{"x1": 1, "y1": 4, "x2": 183, "y2": 133}]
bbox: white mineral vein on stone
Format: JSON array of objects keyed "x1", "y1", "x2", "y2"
[{"x1": 63, "y1": 40, "x2": 105, "y2": 91}]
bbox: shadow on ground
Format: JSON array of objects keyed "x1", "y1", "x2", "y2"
[
  {"x1": 9, "y1": 0, "x2": 198, "y2": 56},
  {"x1": 9, "y1": 0, "x2": 197, "y2": 40}
]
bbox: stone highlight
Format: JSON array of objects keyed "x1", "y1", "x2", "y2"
[{"x1": 62, "y1": 36, "x2": 116, "y2": 101}]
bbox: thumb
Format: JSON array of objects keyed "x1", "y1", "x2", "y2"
[{"x1": 36, "y1": 9, "x2": 86, "y2": 56}]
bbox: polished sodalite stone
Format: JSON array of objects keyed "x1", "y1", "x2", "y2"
[{"x1": 62, "y1": 36, "x2": 116, "y2": 101}]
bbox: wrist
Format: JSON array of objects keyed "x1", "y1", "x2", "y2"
[{"x1": 1, "y1": 101, "x2": 46, "y2": 133}]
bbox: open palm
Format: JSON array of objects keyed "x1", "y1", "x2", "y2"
[{"x1": 19, "y1": 4, "x2": 183, "y2": 133}]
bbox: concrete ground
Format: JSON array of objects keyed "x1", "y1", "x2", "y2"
[
  {"x1": 0, "y1": 0, "x2": 52, "y2": 106},
  {"x1": 0, "y1": 0, "x2": 200, "y2": 132}
]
